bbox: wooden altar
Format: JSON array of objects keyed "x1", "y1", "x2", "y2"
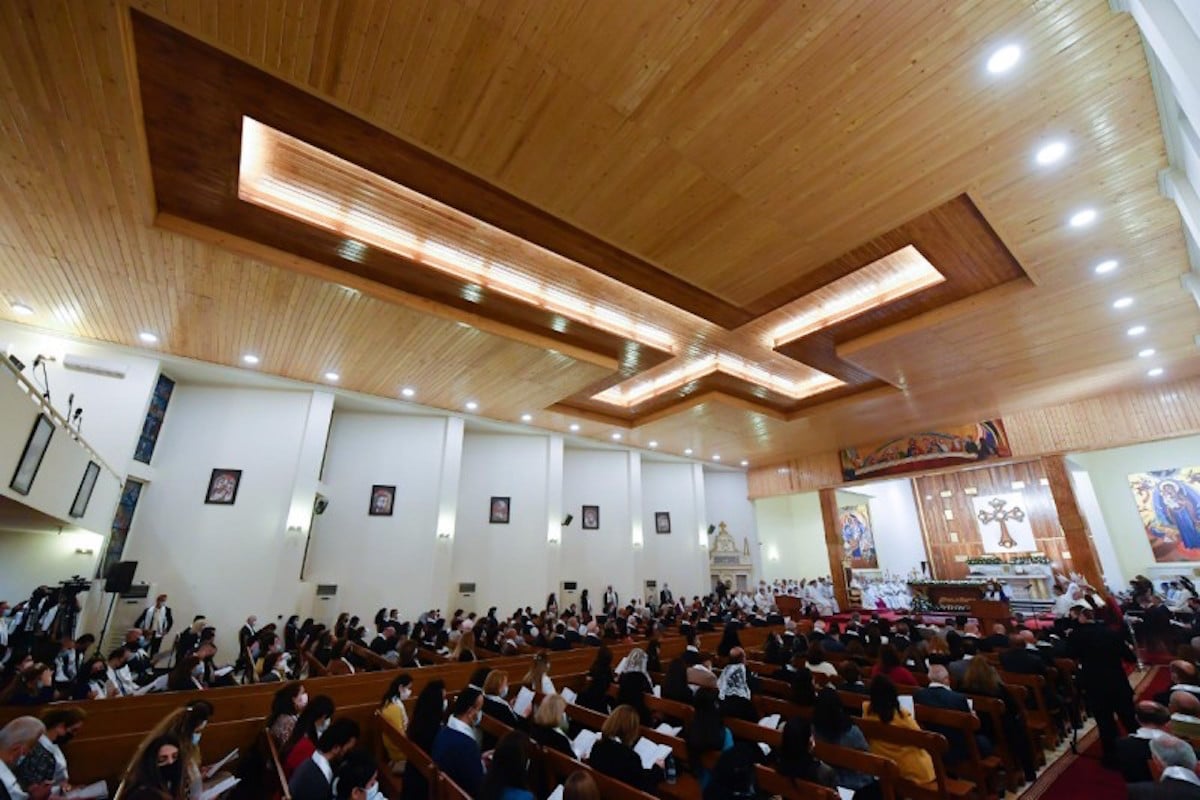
[
  {"x1": 970, "y1": 600, "x2": 1013, "y2": 633},
  {"x1": 908, "y1": 580, "x2": 987, "y2": 609}
]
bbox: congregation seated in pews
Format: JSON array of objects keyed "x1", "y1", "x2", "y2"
[{"x1": 0, "y1": 577, "x2": 1182, "y2": 800}]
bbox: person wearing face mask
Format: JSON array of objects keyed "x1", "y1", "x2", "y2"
[
  {"x1": 13, "y1": 707, "x2": 85, "y2": 794},
  {"x1": 123, "y1": 734, "x2": 184, "y2": 800},
  {"x1": 74, "y1": 657, "x2": 107, "y2": 701},
  {"x1": 282, "y1": 695, "x2": 336, "y2": 778},
  {"x1": 288, "y1": 718, "x2": 360, "y2": 800},
  {"x1": 135, "y1": 594, "x2": 174, "y2": 657},
  {"x1": 260, "y1": 651, "x2": 289, "y2": 683},
  {"x1": 431, "y1": 687, "x2": 486, "y2": 798},
  {"x1": 481, "y1": 670, "x2": 530, "y2": 748},
  {"x1": 529, "y1": 693, "x2": 573, "y2": 756},
  {"x1": 104, "y1": 648, "x2": 138, "y2": 697},
  {"x1": 268, "y1": 684, "x2": 308, "y2": 748},
  {"x1": 0, "y1": 716, "x2": 53, "y2": 800},
  {"x1": 51, "y1": 635, "x2": 80, "y2": 693},
  {"x1": 166, "y1": 656, "x2": 207, "y2": 693},
  {"x1": 333, "y1": 750, "x2": 382, "y2": 800},
  {"x1": 378, "y1": 674, "x2": 413, "y2": 765},
  {"x1": 146, "y1": 702, "x2": 213, "y2": 800}
]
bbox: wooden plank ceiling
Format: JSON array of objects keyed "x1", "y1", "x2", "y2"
[{"x1": 0, "y1": 0, "x2": 1196, "y2": 467}]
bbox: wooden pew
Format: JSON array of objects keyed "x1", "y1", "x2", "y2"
[
  {"x1": 541, "y1": 746, "x2": 657, "y2": 800},
  {"x1": 378, "y1": 711, "x2": 438, "y2": 800},
  {"x1": 852, "y1": 716, "x2": 975, "y2": 800},
  {"x1": 754, "y1": 764, "x2": 840, "y2": 800}
]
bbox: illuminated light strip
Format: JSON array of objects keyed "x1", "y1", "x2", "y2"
[
  {"x1": 237, "y1": 117, "x2": 675, "y2": 353},
  {"x1": 592, "y1": 353, "x2": 843, "y2": 408},
  {"x1": 769, "y1": 245, "x2": 945, "y2": 346}
]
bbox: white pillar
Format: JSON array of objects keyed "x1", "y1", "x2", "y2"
[{"x1": 432, "y1": 417, "x2": 464, "y2": 611}]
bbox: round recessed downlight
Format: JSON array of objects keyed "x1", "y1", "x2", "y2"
[{"x1": 987, "y1": 44, "x2": 1021, "y2": 74}]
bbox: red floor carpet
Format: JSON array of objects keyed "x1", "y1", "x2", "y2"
[{"x1": 1022, "y1": 665, "x2": 1170, "y2": 800}]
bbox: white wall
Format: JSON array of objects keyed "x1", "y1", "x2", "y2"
[
  {"x1": 0, "y1": 322, "x2": 161, "y2": 470},
  {"x1": 122, "y1": 386, "x2": 317, "y2": 656},
  {"x1": 853, "y1": 478, "x2": 927, "y2": 577},
  {"x1": 1070, "y1": 434, "x2": 1200, "y2": 584},
  {"x1": 453, "y1": 433, "x2": 553, "y2": 616},
  {"x1": 561, "y1": 448, "x2": 636, "y2": 605},
  {"x1": 754, "y1": 492, "x2": 828, "y2": 582},
  {"x1": 640, "y1": 462, "x2": 709, "y2": 601},
  {"x1": 1069, "y1": 466, "x2": 1126, "y2": 589},
  {"x1": 306, "y1": 412, "x2": 451, "y2": 623},
  {"x1": 704, "y1": 469, "x2": 761, "y2": 580},
  {"x1": 0, "y1": 528, "x2": 104, "y2": 601}
]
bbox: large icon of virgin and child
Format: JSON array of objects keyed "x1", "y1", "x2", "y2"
[
  {"x1": 1129, "y1": 466, "x2": 1200, "y2": 562},
  {"x1": 839, "y1": 504, "x2": 878, "y2": 568}
]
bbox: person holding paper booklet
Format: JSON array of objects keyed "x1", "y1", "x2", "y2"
[
  {"x1": 479, "y1": 731, "x2": 535, "y2": 800},
  {"x1": 13, "y1": 706, "x2": 85, "y2": 795},
  {"x1": 773, "y1": 717, "x2": 838, "y2": 791},
  {"x1": 686, "y1": 688, "x2": 732, "y2": 790},
  {"x1": 400, "y1": 681, "x2": 445, "y2": 800},
  {"x1": 522, "y1": 653, "x2": 556, "y2": 695},
  {"x1": 586, "y1": 704, "x2": 665, "y2": 792},
  {"x1": 861, "y1": 676, "x2": 935, "y2": 784},
  {"x1": 481, "y1": 671, "x2": 531, "y2": 749},
  {"x1": 282, "y1": 695, "x2": 336, "y2": 778},
  {"x1": 530, "y1": 694, "x2": 573, "y2": 756},
  {"x1": 122, "y1": 733, "x2": 185, "y2": 799},
  {"x1": 377, "y1": 674, "x2": 413, "y2": 766},
  {"x1": 616, "y1": 649, "x2": 653, "y2": 724}
]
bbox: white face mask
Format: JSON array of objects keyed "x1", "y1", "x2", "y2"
[
  {"x1": 500, "y1": 684, "x2": 509, "y2": 699},
  {"x1": 443, "y1": 699, "x2": 449, "y2": 712},
  {"x1": 316, "y1": 719, "x2": 330, "y2": 737},
  {"x1": 399, "y1": 687, "x2": 412, "y2": 701},
  {"x1": 365, "y1": 783, "x2": 382, "y2": 800},
  {"x1": 473, "y1": 709, "x2": 483, "y2": 727}
]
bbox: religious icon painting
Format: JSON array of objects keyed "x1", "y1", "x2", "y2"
[
  {"x1": 837, "y1": 504, "x2": 877, "y2": 568},
  {"x1": 581, "y1": 505, "x2": 600, "y2": 530},
  {"x1": 655, "y1": 512, "x2": 671, "y2": 534},
  {"x1": 1128, "y1": 466, "x2": 1200, "y2": 562},
  {"x1": 972, "y1": 492, "x2": 1036, "y2": 553},
  {"x1": 204, "y1": 468, "x2": 242, "y2": 505},
  {"x1": 489, "y1": 496, "x2": 510, "y2": 524},
  {"x1": 369, "y1": 484, "x2": 396, "y2": 516}
]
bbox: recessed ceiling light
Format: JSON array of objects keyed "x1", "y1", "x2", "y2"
[
  {"x1": 1138, "y1": 348, "x2": 1156, "y2": 358},
  {"x1": 1068, "y1": 208, "x2": 1097, "y2": 228},
  {"x1": 400, "y1": 387, "x2": 415, "y2": 398},
  {"x1": 611, "y1": 432, "x2": 622, "y2": 440},
  {"x1": 242, "y1": 354, "x2": 260, "y2": 365},
  {"x1": 1148, "y1": 367, "x2": 1165, "y2": 378},
  {"x1": 520, "y1": 413, "x2": 533, "y2": 422},
  {"x1": 10, "y1": 302, "x2": 33, "y2": 316},
  {"x1": 1093, "y1": 259, "x2": 1118, "y2": 275},
  {"x1": 138, "y1": 331, "x2": 159, "y2": 344},
  {"x1": 1127, "y1": 325, "x2": 1146, "y2": 337},
  {"x1": 465, "y1": 401, "x2": 478, "y2": 411},
  {"x1": 648, "y1": 441, "x2": 658, "y2": 448},
  {"x1": 1035, "y1": 141, "x2": 1068, "y2": 165},
  {"x1": 324, "y1": 371, "x2": 340, "y2": 382},
  {"x1": 712, "y1": 455, "x2": 721, "y2": 461},
  {"x1": 986, "y1": 44, "x2": 1021, "y2": 74},
  {"x1": 684, "y1": 448, "x2": 693, "y2": 456},
  {"x1": 568, "y1": 423, "x2": 580, "y2": 432},
  {"x1": 740, "y1": 460, "x2": 749, "y2": 467},
  {"x1": 1113, "y1": 297, "x2": 1134, "y2": 309}
]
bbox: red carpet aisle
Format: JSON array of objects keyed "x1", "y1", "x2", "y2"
[{"x1": 1017, "y1": 665, "x2": 1169, "y2": 800}]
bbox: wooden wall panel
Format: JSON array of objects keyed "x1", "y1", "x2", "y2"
[
  {"x1": 819, "y1": 488, "x2": 850, "y2": 611},
  {"x1": 748, "y1": 452, "x2": 843, "y2": 498},
  {"x1": 1006, "y1": 377, "x2": 1200, "y2": 455},
  {"x1": 912, "y1": 461, "x2": 1069, "y2": 580},
  {"x1": 1040, "y1": 455, "x2": 1105, "y2": 589}
]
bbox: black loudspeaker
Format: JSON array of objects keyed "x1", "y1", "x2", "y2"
[
  {"x1": 104, "y1": 560, "x2": 138, "y2": 593},
  {"x1": 707, "y1": 524, "x2": 716, "y2": 535},
  {"x1": 562, "y1": 514, "x2": 573, "y2": 526},
  {"x1": 314, "y1": 496, "x2": 329, "y2": 515}
]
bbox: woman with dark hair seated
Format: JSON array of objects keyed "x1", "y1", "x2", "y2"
[
  {"x1": 577, "y1": 648, "x2": 614, "y2": 715},
  {"x1": 401, "y1": 680, "x2": 446, "y2": 800},
  {"x1": 587, "y1": 705, "x2": 665, "y2": 792},
  {"x1": 811, "y1": 688, "x2": 878, "y2": 797},
  {"x1": 267, "y1": 683, "x2": 308, "y2": 747},
  {"x1": 686, "y1": 688, "x2": 732, "y2": 789},
  {"x1": 282, "y1": 695, "x2": 335, "y2": 778},
  {"x1": 123, "y1": 734, "x2": 185, "y2": 799},
  {"x1": 862, "y1": 676, "x2": 934, "y2": 784},
  {"x1": 662, "y1": 657, "x2": 692, "y2": 705},
  {"x1": 480, "y1": 731, "x2": 535, "y2": 800},
  {"x1": 773, "y1": 716, "x2": 837, "y2": 789},
  {"x1": 870, "y1": 644, "x2": 918, "y2": 686},
  {"x1": 960, "y1": 656, "x2": 1037, "y2": 783},
  {"x1": 379, "y1": 673, "x2": 413, "y2": 765}
]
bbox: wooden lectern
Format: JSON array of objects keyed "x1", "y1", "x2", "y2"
[
  {"x1": 970, "y1": 600, "x2": 1012, "y2": 632},
  {"x1": 775, "y1": 595, "x2": 803, "y2": 620}
]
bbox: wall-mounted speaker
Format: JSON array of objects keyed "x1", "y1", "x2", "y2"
[
  {"x1": 104, "y1": 560, "x2": 138, "y2": 593},
  {"x1": 707, "y1": 524, "x2": 716, "y2": 535},
  {"x1": 314, "y1": 496, "x2": 329, "y2": 515},
  {"x1": 562, "y1": 514, "x2": 573, "y2": 526}
]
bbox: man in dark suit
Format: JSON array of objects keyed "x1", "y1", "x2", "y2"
[
  {"x1": 914, "y1": 665, "x2": 991, "y2": 764},
  {"x1": 1129, "y1": 735, "x2": 1200, "y2": 799},
  {"x1": 979, "y1": 623, "x2": 1010, "y2": 652},
  {"x1": 238, "y1": 616, "x2": 258, "y2": 650},
  {"x1": 1117, "y1": 702, "x2": 1173, "y2": 783},
  {"x1": 660, "y1": 583, "x2": 673, "y2": 606},
  {"x1": 549, "y1": 623, "x2": 571, "y2": 651},
  {"x1": 369, "y1": 627, "x2": 396, "y2": 657},
  {"x1": 288, "y1": 718, "x2": 359, "y2": 800},
  {"x1": 432, "y1": 688, "x2": 486, "y2": 797},
  {"x1": 564, "y1": 618, "x2": 583, "y2": 645},
  {"x1": 1068, "y1": 608, "x2": 1137, "y2": 767}
]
